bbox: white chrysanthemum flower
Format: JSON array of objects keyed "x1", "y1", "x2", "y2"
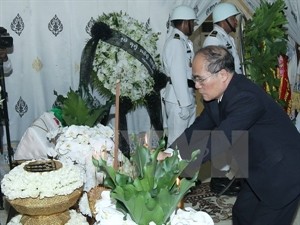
[
  {"x1": 93, "y1": 191, "x2": 214, "y2": 225},
  {"x1": 1, "y1": 160, "x2": 84, "y2": 200},
  {"x1": 46, "y1": 125, "x2": 134, "y2": 192},
  {"x1": 78, "y1": 192, "x2": 92, "y2": 217}
]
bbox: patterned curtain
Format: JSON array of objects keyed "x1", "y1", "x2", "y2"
[{"x1": 0, "y1": 0, "x2": 207, "y2": 148}]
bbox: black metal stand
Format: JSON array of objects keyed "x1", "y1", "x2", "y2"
[
  {"x1": 0, "y1": 59, "x2": 14, "y2": 211},
  {"x1": 0, "y1": 60, "x2": 13, "y2": 170}
]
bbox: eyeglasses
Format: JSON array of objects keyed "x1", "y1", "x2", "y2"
[{"x1": 192, "y1": 74, "x2": 215, "y2": 84}]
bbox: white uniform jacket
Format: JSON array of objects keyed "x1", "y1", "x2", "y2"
[
  {"x1": 203, "y1": 25, "x2": 242, "y2": 74},
  {"x1": 162, "y1": 28, "x2": 195, "y2": 107}
]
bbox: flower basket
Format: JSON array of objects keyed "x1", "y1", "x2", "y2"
[
  {"x1": 2, "y1": 160, "x2": 84, "y2": 225},
  {"x1": 87, "y1": 186, "x2": 108, "y2": 218},
  {"x1": 8, "y1": 187, "x2": 83, "y2": 225},
  {"x1": 17, "y1": 211, "x2": 70, "y2": 225},
  {"x1": 8, "y1": 187, "x2": 83, "y2": 216}
]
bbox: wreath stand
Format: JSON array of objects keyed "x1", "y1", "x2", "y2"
[{"x1": 0, "y1": 59, "x2": 14, "y2": 211}]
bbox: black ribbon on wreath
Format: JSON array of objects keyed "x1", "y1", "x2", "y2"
[{"x1": 79, "y1": 21, "x2": 168, "y2": 158}]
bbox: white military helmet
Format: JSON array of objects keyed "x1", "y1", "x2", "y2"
[
  {"x1": 212, "y1": 3, "x2": 240, "y2": 23},
  {"x1": 170, "y1": 5, "x2": 196, "y2": 21}
]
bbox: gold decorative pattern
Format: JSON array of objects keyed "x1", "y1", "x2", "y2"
[
  {"x1": 8, "y1": 187, "x2": 83, "y2": 216},
  {"x1": 292, "y1": 91, "x2": 300, "y2": 111}
]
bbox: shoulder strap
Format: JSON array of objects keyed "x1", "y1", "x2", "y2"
[
  {"x1": 173, "y1": 33, "x2": 180, "y2": 40},
  {"x1": 209, "y1": 30, "x2": 218, "y2": 37}
]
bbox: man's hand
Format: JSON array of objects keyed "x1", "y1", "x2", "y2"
[{"x1": 157, "y1": 152, "x2": 172, "y2": 161}]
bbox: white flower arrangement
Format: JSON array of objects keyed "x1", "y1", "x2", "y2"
[
  {"x1": 92, "y1": 11, "x2": 161, "y2": 104},
  {"x1": 46, "y1": 124, "x2": 136, "y2": 217},
  {"x1": 46, "y1": 124, "x2": 135, "y2": 192},
  {"x1": 1, "y1": 160, "x2": 84, "y2": 200},
  {"x1": 93, "y1": 190, "x2": 214, "y2": 225}
]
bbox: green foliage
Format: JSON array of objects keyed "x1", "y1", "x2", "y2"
[
  {"x1": 52, "y1": 88, "x2": 111, "y2": 127},
  {"x1": 243, "y1": 0, "x2": 288, "y2": 107},
  {"x1": 92, "y1": 138, "x2": 200, "y2": 225}
]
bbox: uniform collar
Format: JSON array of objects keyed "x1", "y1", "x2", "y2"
[
  {"x1": 213, "y1": 24, "x2": 228, "y2": 36},
  {"x1": 173, "y1": 28, "x2": 188, "y2": 41}
]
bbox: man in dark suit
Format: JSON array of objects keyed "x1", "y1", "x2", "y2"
[{"x1": 158, "y1": 45, "x2": 300, "y2": 225}]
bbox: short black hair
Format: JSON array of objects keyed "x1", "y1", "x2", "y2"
[{"x1": 172, "y1": 20, "x2": 184, "y2": 27}]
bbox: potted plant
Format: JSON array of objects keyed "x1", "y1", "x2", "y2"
[
  {"x1": 243, "y1": 0, "x2": 288, "y2": 109},
  {"x1": 51, "y1": 87, "x2": 111, "y2": 127},
  {"x1": 92, "y1": 139, "x2": 200, "y2": 225}
]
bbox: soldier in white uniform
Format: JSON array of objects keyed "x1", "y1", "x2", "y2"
[
  {"x1": 161, "y1": 5, "x2": 197, "y2": 146},
  {"x1": 203, "y1": 3, "x2": 242, "y2": 74}
]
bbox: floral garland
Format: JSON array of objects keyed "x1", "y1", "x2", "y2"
[{"x1": 92, "y1": 11, "x2": 161, "y2": 105}]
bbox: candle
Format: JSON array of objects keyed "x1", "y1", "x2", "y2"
[
  {"x1": 144, "y1": 133, "x2": 148, "y2": 148},
  {"x1": 143, "y1": 131, "x2": 152, "y2": 150},
  {"x1": 113, "y1": 79, "x2": 121, "y2": 170},
  {"x1": 147, "y1": 130, "x2": 152, "y2": 150},
  {"x1": 176, "y1": 178, "x2": 184, "y2": 209}
]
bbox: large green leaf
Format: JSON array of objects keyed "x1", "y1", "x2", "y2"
[
  {"x1": 93, "y1": 141, "x2": 200, "y2": 225},
  {"x1": 155, "y1": 177, "x2": 197, "y2": 223},
  {"x1": 53, "y1": 88, "x2": 111, "y2": 127},
  {"x1": 131, "y1": 143, "x2": 151, "y2": 178}
]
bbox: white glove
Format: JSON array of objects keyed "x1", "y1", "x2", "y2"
[
  {"x1": 163, "y1": 128, "x2": 168, "y2": 137},
  {"x1": 179, "y1": 107, "x2": 189, "y2": 120}
]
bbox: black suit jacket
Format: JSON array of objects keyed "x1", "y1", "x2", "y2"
[{"x1": 173, "y1": 74, "x2": 300, "y2": 208}]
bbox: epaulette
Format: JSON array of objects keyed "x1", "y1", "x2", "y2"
[
  {"x1": 173, "y1": 33, "x2": 180, "y2": 39},
  {"x1": 226, "y1": 42, "x2": 232, "y2": 49},
  {"x1": 209, "y1": 30, "x2": 218, "y2": 37}
]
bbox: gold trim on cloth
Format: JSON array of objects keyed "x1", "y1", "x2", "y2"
[{"x1": 292, "y1": 91, "x2": 300, "y2": 111}]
